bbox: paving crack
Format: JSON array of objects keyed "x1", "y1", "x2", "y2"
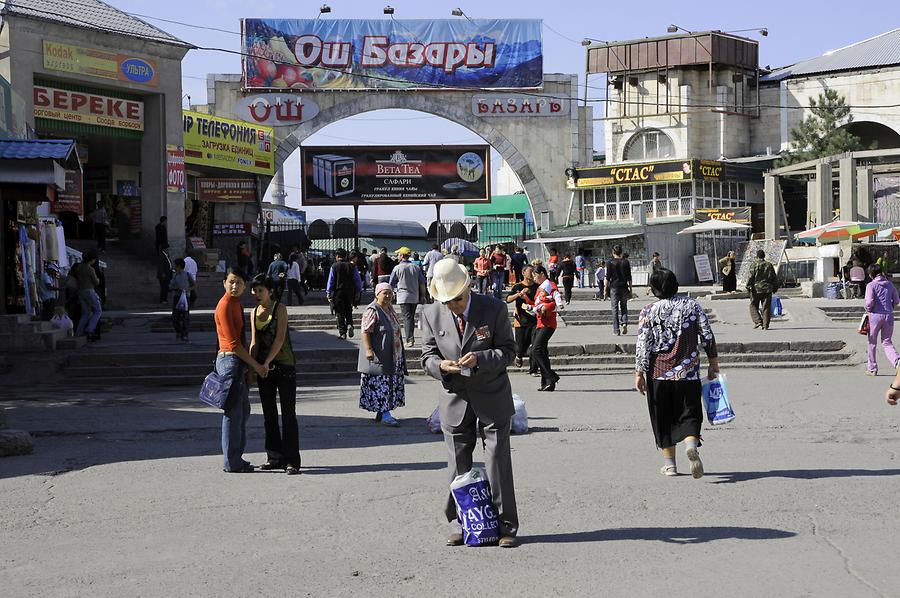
[{"x1": 808, "y1": 513, "x2": 884, "y2": 597}]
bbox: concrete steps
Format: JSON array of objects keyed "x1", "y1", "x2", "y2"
[
  {"x1": 60, "y1": 339, "x2": 856, "y2": 388},
  {"x1": 0, "y1": 314, "x2": 70, "y2": 352},
  {"x1": 818, "y1": 306, "x2": 897, "y2": 323}
]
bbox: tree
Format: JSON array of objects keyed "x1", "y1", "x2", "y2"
[{"x1": 775, "y1": 89, "x2": 869, "y2": 167}]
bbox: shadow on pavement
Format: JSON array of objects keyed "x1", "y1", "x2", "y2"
[
  {"x1": 710, "y1": 468, "x2": 900, "y2": 484},
  {"x1": 526, "y1": 526, "x2": 796, "y2": 545},
  {"x1": 301, "y1": 461, "x2": 446, "y2": 475}
]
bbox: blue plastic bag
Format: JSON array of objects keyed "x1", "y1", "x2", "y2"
[
  {"x1": 450, "y1": 467, "x2": 500, "y2": 546},
  {"x1": 770, "y1": 295, "x2": 783, "y2": 317},
  {"x1": 702, "y1": 374, "x2": 736, "y2": 425}
]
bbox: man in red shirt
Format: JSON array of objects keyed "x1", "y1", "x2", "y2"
[{"x1": 215, "y1": 267, "x2": 268, "y2": 473}]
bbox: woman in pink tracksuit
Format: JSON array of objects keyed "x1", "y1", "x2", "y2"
[{"x1": 864, "y1": 263, "x2": 900, "y2": 375}]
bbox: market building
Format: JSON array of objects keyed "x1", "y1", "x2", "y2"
[{"x1": 0, "y1": 0, "x2": 192, "y2": 256}]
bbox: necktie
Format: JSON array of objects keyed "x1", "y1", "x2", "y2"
[{"x1": 456, "y1": 314, "x2": 466, "y2": 339}]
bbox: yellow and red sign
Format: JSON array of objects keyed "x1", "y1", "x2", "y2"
[
  {"x1": 33, "y1": 85, "x2": 144, "y2": 131},
  {"x1": 42, "y1": 40, "x2": 158, "y2": 86}
]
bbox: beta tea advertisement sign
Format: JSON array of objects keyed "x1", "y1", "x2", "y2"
[{"x1": 301, "y1": 145, "x2": 491, "y2": 206}]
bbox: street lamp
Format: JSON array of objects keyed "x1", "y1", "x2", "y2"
[
  {"x1": 667, "y1": 24, "x2": 694, "y2": 34},
  {"x1": 581, "y1": 37, "x2": 608, "y2": 46},
  {"x1": 319, "y1": 4, "x2": 331, "y2": 14},
  {"x1": 725, "y1": 27, "x2": 769, "y2": 37},
  {"x1": 383, "y1": 6, "x2": 394, "y2": 14}
]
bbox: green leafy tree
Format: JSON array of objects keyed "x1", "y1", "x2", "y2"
[{"x1": 775, "y1": 89, "x2": 869, "y2": 167}]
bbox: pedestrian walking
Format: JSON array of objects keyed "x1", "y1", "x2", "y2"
[
  {"x1": 635, "y1": 267, "x2": 720, "y2": 478},
  {"x1": 38, "y1": 263, "x2": 60, "y2": 321},
  {"x1": 389, "y1": 247, "x2": 427, "y2": 347},
  {"x1": 560, "y1": 254, "x2": 577, "y2": 304},
  {"x1": 594, "y1": 259, "x2": 606, "y2": 298},
  {"x1": 547, "y1": 247, "x2": 560, "y2": 283},
  {"x1": 510, "y1": 246, "x2": 527, "y2": 283},
  {"x1": 359, "y1": 282, "x2": 407, "y2": 426},
  {"x1": 236, "y1": 240, "x2": 253, "y2": 277},
  {"x1": 490, "y1": 245, "x2": 507, "y2": 299},
  {"x1": 747, "y1": 249, "x2": 778, "y2": 330},
  {"x1": 157, "y1": 249, "x2": 173, "y2": 304},
  {"x1": 373, "y1": 247, "x2": 396, "y2": 283},
  {"x1": 531, "y1": 265, "x2": 561, "y2": 392},
  {"x1": 354, "y1": 248, "x2": 370, "y2": 292},
  {"x1": 75, "y1": 251, "x2": 102, "y2": 341},
  {"x1": 646, "y1": 252, "x2": 663, "y2": 296},
  {"x1": 326, "y1": 248, "x2": 362, "y2": 339},
  {"x1": 92, "y1": 202, "x2": 107, "y2": 251},
  {"x1": 285, "y1": 253, "x2": 305, "y2": 305},
  {"x1": 474, "y1": 249, "x2": 491, "y2": 294},
  {"x1": 215, "y1": 268, "x2": 268, "y2": 473},
  {"x1": 507, "y1": 265, "x2": 538, "y2": 373},
  {"x1": 719, "y1": 250, "x2": 737, "y2": 293},
  {"x1": 183, "y1": 252, "x2": 199, "y2": 306},
  {"x1": 154, "y1": 216, "x2": 169, "y2": 255},
  {"x1": 420, "y1": 258, "x2": 520, "y2": 548},
  {"x1": 422, "y1": 244, "x2": 443, "y2": 286},
  {"x1": 249, "y1": 275, "x2": 300, "y2": 474},
  {"x1": 864, "y1": 263, "x2": 900, "y2": 376},
  {"x1": 575, "y1": 250, "x2": 586, "y2": 288},
  {"x1": 604, "y1": 245, "x2": 632, "y2": 335},
  {"x1": 169, "y1": 258, "x2": 195, "y2": 342},
  {"x1": 266, "y1": 253, "x2": 288, "y2": 301}
]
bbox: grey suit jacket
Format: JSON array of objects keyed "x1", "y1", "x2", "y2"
[
  {"x1": 420, "y1": 293, "x2": 516, "y2": 427},
  {"x1": 389, "y1": 261, "x2": 426, "y2": 305}
]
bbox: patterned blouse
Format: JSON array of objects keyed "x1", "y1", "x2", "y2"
[
  {"x1": 635, "y1": 295, "x2": 718, "y2": 381},
  {"x1": 362, "y1": 303, "x2": 404, "y2": 370}
]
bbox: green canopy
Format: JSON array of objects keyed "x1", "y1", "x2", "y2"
[{"x1": 464, "y1": 194, "x2": 530, "y2": 217}]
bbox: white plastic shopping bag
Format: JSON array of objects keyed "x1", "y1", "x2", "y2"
[
  {"x1": 450, "y1": 467, "x2": 500, "y2": 546},
  {"x1": 425, "y1": 405, "x2": 442, "y2": 434},
  {"x1": 175, "y1": 290, "x2": 189, "y2": 312},
  {"x1": 511, "y1": 394, "x2": 529, "y2": 434},
  {"x1": 702, "y1": 373, "x2": 736, "y2": 425}
]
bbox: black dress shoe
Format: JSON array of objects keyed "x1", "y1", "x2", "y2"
[
  {"x1": 539, "y1": 381, "x2": 557, "y2": 392},
  {"x1": 258, "y1": 461, "x2": 283, "y2": 471}
]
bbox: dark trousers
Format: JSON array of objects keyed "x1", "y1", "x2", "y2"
[
  {"x1": 610, "y1": 286, "x2": 629, "y2": 332},
  {"x1": 333, "y1": 295, "x2": 354, "y2": 335},
  {"x1": 513, "y1": 266, "x2": 523, "y2": 283},
  {"x1": 561, "y1": 277, "x2": 574, "y2": 303},
  {"x1": 285, "y1": 279, "x2": 305, "y2": 305},
  {"x1": 94, "y1": 223, "x2": 106, "y2": 250},
  {"x1": 40, "y1": 300, "x2": 55, "y2": 321},
  {"x1": 158, "y1": 278, "x2": 170, "y2": 303},
  {"x1": 515, "y1": 325, "x2": 536, "y2": 372},
  {"x1": 750, "y1": 292, "x2": 772, "y2": 329},
  {"x1": 531, "y1": 327, "x2": 558, "y2": 385},
  {"x1": 400, "y1": 303, "x2": 417, "y2": 343},
  {"x1": 172, "y1": 296, "x2": 189, "y2": 340},
  {"x1": 442, "y1": 405, "x2": 518, "y2": 538},
  {"x1": 258, "y1": 364, "x2": 300, "y2": 468}
]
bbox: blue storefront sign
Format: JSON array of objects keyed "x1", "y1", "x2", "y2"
[
  {"x1": 120, "y1": 58, "x2": 155, "y2": 84},
  {"x1": 241, "y1": 18, "x2": 542, "y2": 90}
]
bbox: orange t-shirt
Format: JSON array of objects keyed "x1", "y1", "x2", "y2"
[{"x1": 215, "y1": 293, "x2": 244, "y2": 352}]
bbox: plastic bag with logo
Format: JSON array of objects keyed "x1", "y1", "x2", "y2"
[
  {"x1": 701, "y1": 373, "x2": 735, "y2": 425},
  {"x1": 511, "y1": 394, "x2": 529, "y2": 434},
  {"x1": 450, "y1": 467, "x2": 500, "y2": 546}
]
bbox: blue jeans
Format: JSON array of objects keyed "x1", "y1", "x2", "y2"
[
  {"x1": 576, "y1": 269, "x2": 585, "y2": 288},
  {"x1": 491, "y1": 270, "x2": 505, "y2": 299},
  {"x1": 610, "y1": 287, "x2": 629, "y2": 332},
  {"x1": 477, "y1": 276, "x2": 489, "y2": 294},
  {"x1": 217, "y1": 354, "x2": 250, "y2": 471},
  {"x1": 75, "y1": 288, "x2": 102, "y2": 336}
]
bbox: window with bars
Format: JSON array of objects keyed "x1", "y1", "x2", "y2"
[{"x1": 623, "y1": 128, "x2": 676, "y2": 161}]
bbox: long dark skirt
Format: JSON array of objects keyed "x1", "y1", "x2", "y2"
[
  {"x1": 646, "y1": 378, "x2": 703, "y2": 448},
  {"x1": 722, "y1": 272, "x2": 737, "y2": 292}
]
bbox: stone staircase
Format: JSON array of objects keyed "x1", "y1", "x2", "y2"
[
  {"x1": 559, "y1": 307, "x2": 717, "y2": 326},
  {"x1": 0, "y1": 314, "x2": 85, "y2": 352},
  {"x1": 60, "y1": 339, "x2": 857, "y2": 389},
  {"x1": 818, "y1": 305, "x2": 894, "y2": 323}
]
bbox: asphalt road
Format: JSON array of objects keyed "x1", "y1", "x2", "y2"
[{"x1": 2, "y1": 367, "x2": 900, "y2": 597}]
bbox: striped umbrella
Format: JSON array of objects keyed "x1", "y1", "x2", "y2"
[{"x1": 793, "y1": 220, "x2": 879, "y2": 244}]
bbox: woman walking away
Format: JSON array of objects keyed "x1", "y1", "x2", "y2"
[
  {"x1": 635, "y1": 268, "x2": 719, "y2": 478},
  {"x1": 560, "y1": 254, "x2": 577, "y2": 304},
  {"x1": 285, "y1": 253, "x2": 305, "y2": 306},
  {"x1": 75, "y1": 250, "x2": 102, "y2": 341},
  {"x1": 507, "y1": 265, "x2": 539, "y2": 373},
  {"x1": 250, "y1": 275, "x2": 301, "y2": 474},
  {"x1": 864, "y1": 263, "x2": 900, "y2": 376},
  {"x1": 359, "y1": 282, "x2": 407, "y2": 426},
  {"x1": 719, "y1": 251, "x2": 737, "y2": 293},
  {"x1": 215, "y1": 268, "x2": 269, "y2": 473},
  {"x1": 169, "y1": 258, "x2": 195, "y2": 342},
  {"x1": 474, "y1": 249, "x2": 491, "y2": 295},
  {"x1": 531, "y1": 266, "x2": 561, "y2": 392}
]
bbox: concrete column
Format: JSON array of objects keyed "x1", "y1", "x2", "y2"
[
  {"x1": 764, "y1": 174, "x2": 778, "y2": 238},
  {"x1": 857, "y1": 166, "x2": 875, "y2": 222},
  {"x1": 838, "y1": 157, "x2": 857, "y2": 221},
  {"x1": 815, "y1": 162, "x2": 833, "y2": 224},
  {"x1": 806, "y1": 180, "x2": 818, "y2": 228}
]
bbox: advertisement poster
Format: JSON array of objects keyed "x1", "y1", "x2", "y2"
[
  {"x1": 242, "y1": 19, "x2": 542, "y2": 90},
  {"x1": 182, "y1": 110, "x2": 275, "y2": 175},
  {"x1": 301, "y1": 145, "x2": 490, "y2": 206},
  {"x1": 43, "y1": 40, "x2": 158, "y2": 86},
  {"x1": 51, "y1": 170, "x2": 83, "y2": 215},
  {"x1": 197, "y1": 178, "x2": 257, "y2": 202},
  {"x1": 694, "y1": 207, "x2": 751, "y2": 224},
  {"x1": 34, "y1": 85, "x2": 144, "y2": 131},
  {"x1": 166, "y1": 145, "x2": 186, "y2": 194},
  {"x1": 693, "y1": 254, "x2": 714, "y2": 283}
]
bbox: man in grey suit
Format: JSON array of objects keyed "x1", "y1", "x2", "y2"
[
  {"x1": 420, "y1": 258, "x2": 519, "y2": 548},
  {"x1": 389, "y1": 247, "x2": 427, "y2": 347}
]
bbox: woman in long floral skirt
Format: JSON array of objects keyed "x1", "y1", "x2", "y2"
[{"x1": 358, "y1": 282, "x2": 407, "y2": 426}]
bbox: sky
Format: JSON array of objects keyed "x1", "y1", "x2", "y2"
[{"x1": 109, "y1": 0, "x2": 898, "y2": 224}]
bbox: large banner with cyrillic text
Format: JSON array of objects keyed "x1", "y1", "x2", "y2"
[{"x1": 241, "y1": 19, "x2": 542, "y2": 90}]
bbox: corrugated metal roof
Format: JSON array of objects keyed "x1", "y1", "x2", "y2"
[
  {"x1": 0, "y1": 138, "x2": 75, "y2": 160},
  {"x1": 0, "y1": 0, "x2": 191, "y2": 48},
  {"x1": 763, "y1": 28, "x2": 900, "y2": 81}
]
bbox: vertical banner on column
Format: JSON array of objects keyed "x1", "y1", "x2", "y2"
[{"x1": 166, "y1": 145, "x2": 186, "y2": 194}]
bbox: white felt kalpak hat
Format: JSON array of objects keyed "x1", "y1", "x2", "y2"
[{"x1": 428, "y1": 258, "x2": 470, "y2": 303}]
